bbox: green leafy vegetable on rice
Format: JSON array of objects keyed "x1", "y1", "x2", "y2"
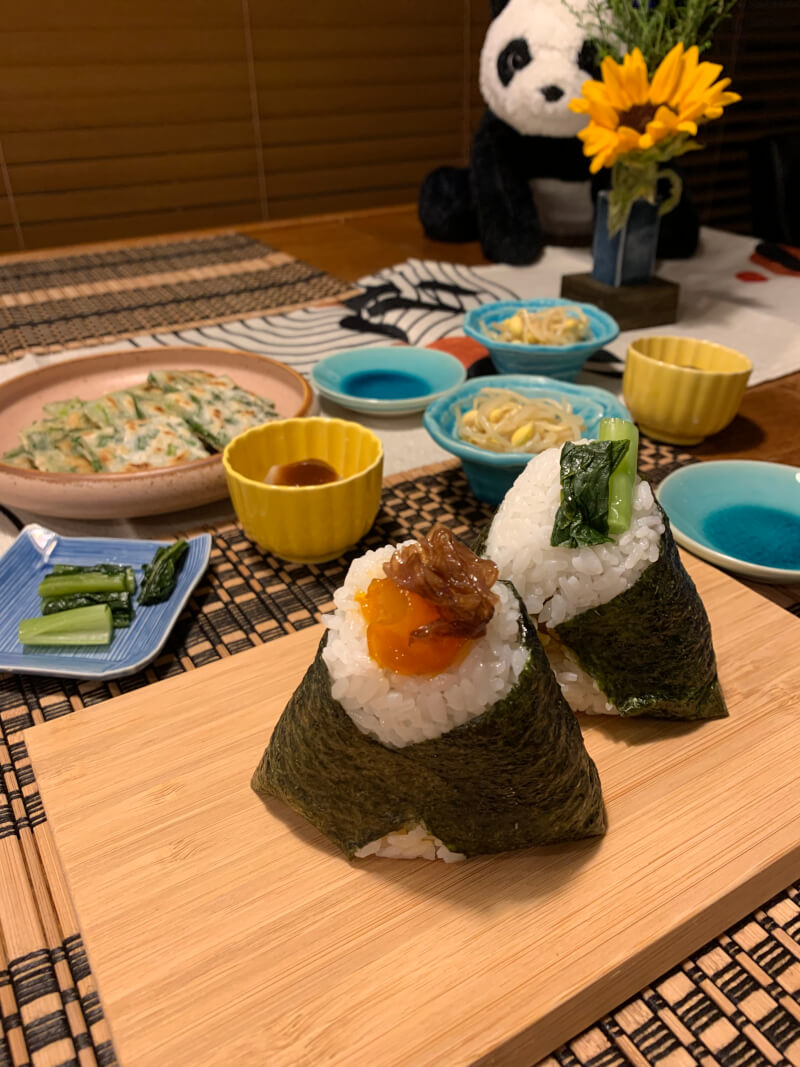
[{"x1": 550, "y1": 439, "x2": 630, "y2": 549}]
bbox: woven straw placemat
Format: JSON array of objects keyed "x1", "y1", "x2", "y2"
[
  {"x1": 0, "y1": 232, "x2": 355, "y2": 364},
  {"x1": 1, "y1": 457, "x2": 799, "y2": 1067}
]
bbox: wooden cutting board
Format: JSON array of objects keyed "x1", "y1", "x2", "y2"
[{"x1": 26, "y1": 555, "x2": 800, "y2": 1067}]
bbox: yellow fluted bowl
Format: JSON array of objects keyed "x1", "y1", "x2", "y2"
[
  {"x1": 623, "y1": 336, "x2": 753, "y2": 445},
  {"x1": 223, "y1": 417, "x2": 383, "y2": 562}
]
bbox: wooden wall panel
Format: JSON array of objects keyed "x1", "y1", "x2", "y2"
[
  {"x1": 5, "y1": 29, "x2": 248, "y2": 66},
  {"x1": 0, "y1": 0, "x2": 795, "y2": 250},
  {"x1": 9, "y1": 151, "x2": 260, "y2": 195},
  {"x1": 3, "y1": 93, "x2": 253, "y2": 133},
  {"x1": 3, "y1": 123, "x2": 257, "y2": 165},
  {"x1": 2, "y1": 0, "x2": 244, "y2": 30},
  {"x1": 18, "y1": 204, "x2": 267, "y2": 252},
  {"x1": 260, "y1": 109, "x2": 464, "y2": 147},
  {"x1": 0, "y1": 227, "x2": 20, "y2": 254}
]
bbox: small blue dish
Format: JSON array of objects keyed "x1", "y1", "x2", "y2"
[
  {"x1": 423, "y1": 374, "x2": 630, "y2": 505},
  {"x1": 657, "y1": 460, "x2": 800, "y2": 583},
  {"x1": 0, "y1": 525, "x2": 211, "y2": 679},
  {"x1": 463, "y1": 299, "x2": 620, "y2": 381},
  {"x1": 311, "y1": 346, "x2": 467, "y2": 416}
]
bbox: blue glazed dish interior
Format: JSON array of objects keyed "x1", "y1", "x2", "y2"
[
  {"x1": 311, "y1": 346, "x2": 466, "y2": 414},
  {"x1": 657, "y1": 460, "x2": 800, "y2": 581},
  {"x1": 423, "y1": 374, "x2": 630, "y2": 505},
  {"x1": 463, "y1": 299, "x2": 620, "y2": 381}
]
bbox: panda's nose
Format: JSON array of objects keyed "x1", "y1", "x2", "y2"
[{"x1": 541, "y1": 85, "x2": 565, "y2": 102}]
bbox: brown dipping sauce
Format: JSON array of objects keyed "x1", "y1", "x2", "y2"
[{"x1": 267, "y1": 458, "x2": 340, "y2": 487}]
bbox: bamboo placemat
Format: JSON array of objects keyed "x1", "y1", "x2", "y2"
[
  {"x1": 1, "y1": 458, "x2": 799, "y2": 1067},
  {"x1": 0, "y1": 232, "x2": 355, "y2": 363}
]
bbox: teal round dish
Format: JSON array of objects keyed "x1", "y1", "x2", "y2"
[
  {"x1": 311, "y1": 346, "x2": 467, "y2": 416},
  {"x1": 463, "y1": 299, "x2": 620, "y2": 381},
  {"x1": 423, "y1": 374, "x2": 630, "y2": 505},
  {"x1": 657, "y1": 460, "x2": 800, "y2": 583}
]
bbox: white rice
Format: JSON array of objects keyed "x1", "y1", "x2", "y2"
[
  {"x1": 485, "y1": 443, "x2": 665, "y2": 715},
  {"x1": 539, "y1": 633, "x2": 616, "y2": 716},
  {"x1": 354, "y1": 824, "x2": 466, "y2": 863},
  {"x1": 322, "y1": 541, "x2": 527, "y2": 749}
]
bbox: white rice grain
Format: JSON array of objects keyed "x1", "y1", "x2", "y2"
[{"x1": 354, "y1": 824, "x2": 466, "y2": 862}]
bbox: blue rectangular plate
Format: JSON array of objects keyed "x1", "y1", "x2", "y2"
[{"x1": 0, "y1": 525, "x2": 211, "y2": 680}]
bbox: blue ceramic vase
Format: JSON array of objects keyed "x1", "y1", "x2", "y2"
[{"x1": 592, "y1": 190, "x2": 660, "y2": 287}]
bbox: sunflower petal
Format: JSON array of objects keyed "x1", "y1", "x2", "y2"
[
  {"x1": 675, "y1": 100, "x2": 708, "y2": 123},
  {"x1": 669, "y1": 45, "x2": 699, "y2": 108},
  {"x1": 587, "y1": 100, "x2": 621, "y2": 128},
  {"x1": 600, "y1": 55, "x2": 632, "y2": 110},
  {"x1": 583, "y1": 81, "x2": 612, "y2": 103},
  {"x1": 650, "y1": 42, "x2": 684, "y2": 104},
  {"x1": 644, "y1": 110, "x2": 679, "y2": 146},
  {"x1": 623, "y1": 48, "x2": 650, "y2": 104},
  {"x1": 654, "y1": 105, "x2": 679, "y2": 125},
  {"x1": 615, "y1": 126, "x2": 641, "y2": 152},
  {"x1": 690, "y1": 61, "x2": 725, "y2": 97}
]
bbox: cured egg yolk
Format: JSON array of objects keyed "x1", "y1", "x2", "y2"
[{"x1": 357, "y1": 578, "x2": 469, "y2": 676}]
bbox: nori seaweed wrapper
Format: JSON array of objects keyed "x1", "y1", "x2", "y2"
[
  {"x1": 553, "y1": 512, "x2": 727, "y2": 721},
  {"x1": 252, "y1": 587, "x2": 605, "y2": 859}
]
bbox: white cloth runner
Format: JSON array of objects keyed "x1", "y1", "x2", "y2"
[{"x1": 1, "y1": 227, "x2": 798, "y2": 554}]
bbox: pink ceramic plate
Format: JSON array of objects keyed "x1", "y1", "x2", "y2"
[{"x1": 0, "y1": 347, "x2": 312, "y2": 519}]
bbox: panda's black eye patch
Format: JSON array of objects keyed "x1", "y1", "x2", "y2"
[
  {"x1": 497, "y1": 38, "x2": 532, "y2": 87},
  {"x1": 578, "y1": 39, "x2": 600, "y2": 78}
]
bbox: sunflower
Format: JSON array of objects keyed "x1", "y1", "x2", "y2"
[{"x1": 569, "y1": 43, "x2": 740, "y2": 173}]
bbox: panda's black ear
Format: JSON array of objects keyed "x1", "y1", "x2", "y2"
[
  {"x1": 490, "y1": 0, "x2": 511, "y2": 18},
  {"x1": 578, "y1": 39, "x2": 601, "y2": 78}
]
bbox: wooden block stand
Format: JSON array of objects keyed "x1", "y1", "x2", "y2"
[{"x1": 561, "y1": 272, "x2": 680, "y2": 331}]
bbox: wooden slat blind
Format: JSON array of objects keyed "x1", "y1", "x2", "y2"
[
  {"x1": 0, "y1": 0, "x2": 797, "y2": 251},
  {"x1": 0, "y1": 0, "x2": 476, "y2": 251}
]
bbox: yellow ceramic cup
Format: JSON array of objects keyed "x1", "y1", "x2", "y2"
[
  {"x1": 623, "y1": 336, "x2": 752, "y2": 445},
  {"x1": 223, "y1": 417, "x2": 383, "y2": 563}
]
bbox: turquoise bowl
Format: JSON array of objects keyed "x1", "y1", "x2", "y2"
[
  {"x1": 311, "y1": 346, "x2": 466, "y2": 416},
  {"x1": 657, "y1": 460, "x2": 800, "y2": 583},
  {"x1": 463, "y1": 299, "x2": 620, "y2": 381},
  {"x1": 423, "y1": 374, "x2": 630, "y2": 505}
]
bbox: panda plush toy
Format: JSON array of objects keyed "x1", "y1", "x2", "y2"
[{"x1": 418, "y1": 0, "x2": 699, "y2": 266}]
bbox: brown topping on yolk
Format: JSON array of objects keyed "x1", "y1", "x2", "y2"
[{"x1": 357, "y1": 525, "x2": 500, "y2": 676}]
